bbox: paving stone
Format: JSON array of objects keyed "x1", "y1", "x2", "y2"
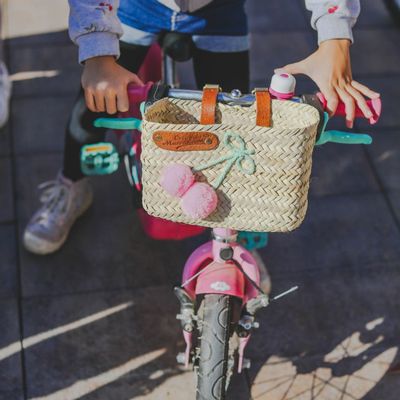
[
  {"x1": 356, "y1": 0, "x2": 396, "y2": 28},
  {"x1": 9, "y1": 43, "x2": 80, "y2": 98},
  {"x1": 0, "y1": 157, "x2": 14, "y2": 223},
  {"x1": 387, "y1": 191, "x2": 400, "y2": 223},
  {"x1": 246, "y1": 347, "x2": 400, "y2": 400},
  {"x1": 249, "y1": 258, "x2": 400, "y2": 355},
  {"x1": 309, "y1": 144, "x2": 379, "y2": 197},
  {"x1": 10, "y1": 67, "x2": 82, "y2": 99},
  {"x1": 352, "y1": 28, "x2": 400, "y2": 76},
  {"x1": 258, "y1": 193, "x2": 400, "y2": 278},
  {"x1": 21, "y1": 282, "x2": 400, "y2": 400},
  {"x1": 15, "y1": 153, "x2": 193, "y2": 296},
  {"x1": 366, "y1": 129, "x2": 400, "y2": 191},
  {"x1": 22, "y1": 287, "x2": 189, "y2": 399},
  {"x1": 0, "y1": 125, "x2": 11, "y2": 157},
  {"x1": 250, "y1": 31, "x2": 315, "y2": 84},
  {"x1": 11, "y1": 95, "x2": 77, "y2": 155},
  {"x1": 0, "y1": 298, "x2": 24, "y2": 400},
  {"x1": 6, "y1": 30, "x2": 71, "y2": 48},
  {"x1": 355, "y1": 76, "x2": 400, "y2": 131},
  {"x1": 246, "y1": 0, "x2": 308, "y2": 33},
  {"x1": 9, "y1": 43, "x2": 78, "y2": 76},
  {"x1": 0, "y1": 225, "x2": 18, "y2": 298},
  {"x1": 364, "y1": 372, "x2": 400, "y2": 400}
]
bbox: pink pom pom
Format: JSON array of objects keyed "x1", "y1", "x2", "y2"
[
  {"x1": 160, "y1": 164, "x2": 195, "y2": 197},
  {"x1": 181, "y1": 182, "x2": 218, "y2": 219}
]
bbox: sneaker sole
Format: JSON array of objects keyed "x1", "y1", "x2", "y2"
[{"x1": 23, "y1": 194, "x2": 93, "y2": 255}]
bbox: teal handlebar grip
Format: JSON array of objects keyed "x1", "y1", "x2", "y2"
[
  {"x1": 93, "y1": 117, "x2": 142, "y2": 130},
  {"x1": 316, "y1": 130, "x2": 373, "y2": 146}
]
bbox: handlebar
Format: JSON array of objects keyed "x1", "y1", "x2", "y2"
[{"x1": 94, "y1": 77, "x2": 380, "y2": 146}]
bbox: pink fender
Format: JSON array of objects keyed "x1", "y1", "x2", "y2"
[
  {"x1": 181, "y1": 241, "x2": 260, "y2": 303},
  {"x1": 195, "y1": 261, "x2": 246, "y2": 298}
]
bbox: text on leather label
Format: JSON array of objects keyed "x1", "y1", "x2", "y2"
[{"x1": 152, "y1": 131, "x2": 219, "y2": 151}]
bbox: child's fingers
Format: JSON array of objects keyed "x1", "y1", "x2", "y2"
[
  {"x1": 117, "y1": 88, "x2": 130, "y2": 112},
  {"x1": 351, "y1": 81, "x2": 380, "y2": 99},
  {"x1": 345, "y1": 84, "x2": 373, "y2": 119},
  {"x1": 321, "y1": 86, "x2": 339, "y2": 116},
  {"x1": 336, "y1": 86, "x2": 355, "y2": 128},
  {"x1": 105, "y1": 90, "x2": 117, "y2": 115},
  {"x1": 84, "y1": 90, "x2": 96, "y2": 112},
  {"x1": 94, "y1": 92, "x2": 106, "y2": 113}
]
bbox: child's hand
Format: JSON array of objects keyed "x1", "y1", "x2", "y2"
[
  {"x1": 81, "y1": 56, "x2": 143, "y2": 114},
  {"x1": 275, "y1": 39, "x2": 380, "y2": 128}
]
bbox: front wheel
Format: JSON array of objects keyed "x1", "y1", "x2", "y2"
[{"x1": 196, "y1": 294, "x2": 241, "y2": 400}]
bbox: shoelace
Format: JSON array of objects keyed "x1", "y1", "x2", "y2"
[{"x1": 36, "y1": 180, "x2": 69, "y2": 224}]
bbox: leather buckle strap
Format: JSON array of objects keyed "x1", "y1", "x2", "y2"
[
  {"x1": 200, "y1": 84, "x2": 220, "y2": 125},
  {"x1": 253, "y1": 88, "x2": 271, "y2": 127}
]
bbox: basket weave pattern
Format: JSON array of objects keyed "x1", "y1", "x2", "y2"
[{"x1": 141, "y1": 98, "x2": 320, "y2": 232}]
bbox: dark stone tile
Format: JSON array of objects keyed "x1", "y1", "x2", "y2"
[
  {"x1": 310, "y1": 143, "x2": 379, "y2": 197},
  {"x1": 364, "y1": 372, "x2": 400, "y2": 400},
  {"x1": 352, "y1": 28, "x2": 400, "y2": 76},
  {"x1": 9, "y1": 43, "x2": 78, "y2": 75},
  {"x1": 259, "y1": 193, "x2": 400, "y2": 278},
  {"x1": 355, "y1": 76, "x2": 400, "y2": 131},
  {"x1": 366, "y1": 129, "x2": 400, "y2": 191},
  {"x1": 0, "y1": 125, "x2": 11, "y2": 157},
  {"x1": 16, "y1": 153, "x2": 190, "y2": 296},
  {"x1": 6, "y1": 30, "x2": 71, "y2": 48},
  {"x1": 11, "y1": 95, "x2": 77, "y2": 155},
  {"x1": 246, "y1": 0, "x2": 308, "y2": 33},
  {"x1": 0, "y1": 299, "x2": 24, "y2": 400},
  {"x1": 23, "y1": 287, "x2": 186, "y2": 399},
  {"x1": 0, "y1": 157, "x2": 14, "y2": 223},
  {"x1": 247, "y1": 260, "x2": 400, "y2": 368},
  {"x1": 0, "y1": 225, "x2": 18, "y2": 298},
  {"x1": 357, "y1": 0, "x2": 396, "y2": 28},
  {"x1": 11, "y1": 68, "x2": 81, "y2": 99},
  {"x1": 9, "y1": 43, "x2": 81, "y2": 98},
  {"x1": 250, "y1": 31, "x2": 315, "y2": 84},
  {"x1": 245, "y1": 347, "x2": 400, "y2": 400},
  {"x1": 387, "y1": 191, "x2": 400, "y2": 222}
]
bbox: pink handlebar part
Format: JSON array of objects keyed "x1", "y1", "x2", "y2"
[{"x1": 316, "y1": 92, "x2": 382, "y2": 125}]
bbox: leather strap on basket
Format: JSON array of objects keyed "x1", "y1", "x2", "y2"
[
  {"x1": 200, "y1": 84, "x2": 220, "y2": 125},
  {"x1": 254, "y1": 88, "x2": 271, "y2": 127}
]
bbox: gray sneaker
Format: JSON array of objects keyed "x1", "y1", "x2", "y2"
[{"x1": 23, "y1": 173, "x2": 93, "y2": 255}]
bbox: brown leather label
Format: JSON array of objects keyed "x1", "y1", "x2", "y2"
[{"x1": 152, "y1": 131, "x2": 219, "y2": 151}]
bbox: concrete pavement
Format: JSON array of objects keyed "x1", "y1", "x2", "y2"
[{"x1": 1, "y1": 0, "x2": 400, "y2": 399}]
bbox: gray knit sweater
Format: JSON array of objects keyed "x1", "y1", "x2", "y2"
[{"x1": 69, "y1": 0, "x2": 361, "y2": 63}]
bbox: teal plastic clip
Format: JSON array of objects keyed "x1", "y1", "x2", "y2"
[
  {"x1": 93, "y1": 117, "x2": 142, "y2": 130},
  {"x1": 238, "y1": 231, "x2": 269, "y2": 251},
  {"x1": 316, "y1": 112, "x2": 372, "y2": 146},
  {"x1": 81, "y1": 142, "x2": 119, "y2": 176}
]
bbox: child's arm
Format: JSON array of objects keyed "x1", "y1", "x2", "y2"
[
  {"x1": 69, "y1": 0, "x2": 142, "y2": 114},
  {"x1": 276, "y1": 0, "x2": 379, "y2": 127}
]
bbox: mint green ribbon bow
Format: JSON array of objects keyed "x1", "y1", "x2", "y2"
[{"x1": 193, "y1": 132, "x2": 256, "y2": 189}]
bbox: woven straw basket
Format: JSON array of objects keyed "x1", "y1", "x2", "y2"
[{"x1": 141, "y1": 94, "x2": 320, "y2": 232}]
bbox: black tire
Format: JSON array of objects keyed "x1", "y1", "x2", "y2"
[{"x1": 196, "y1": 294, "x2": 240, "y2": 400}]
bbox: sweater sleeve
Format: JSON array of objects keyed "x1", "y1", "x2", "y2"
[
  {"x1": 305, "y1": 0, "x2": 361, "y2": 44},
  {"x1": 68, "y1": 0, "x2": 123, "y2": 64}
]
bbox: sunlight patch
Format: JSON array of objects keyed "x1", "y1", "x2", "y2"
[{"x1": 10, "y1": 70, "x2": 60, "y2": 82}]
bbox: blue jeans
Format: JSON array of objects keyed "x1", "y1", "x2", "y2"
[{"x1": 118, "y1": 0, "x2": 249, "y2": 52}]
